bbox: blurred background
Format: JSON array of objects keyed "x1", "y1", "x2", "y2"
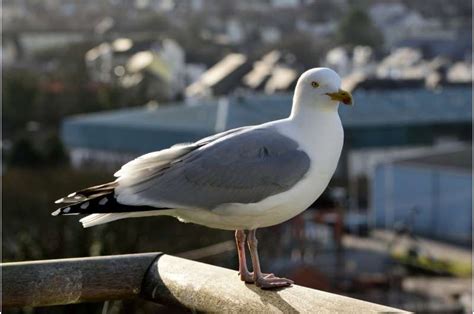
[{"x1": 2, "y1": 0, "x2": 472, "y2": 313}]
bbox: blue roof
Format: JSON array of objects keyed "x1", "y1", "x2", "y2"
[
  {"x1": 341, "y1": 87, "x2": 472, "y2": 127},
  {"x1": 62, "y1": 86, "x2": 471, "y2": 154}
]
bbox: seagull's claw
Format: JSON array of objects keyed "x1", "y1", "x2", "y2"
[
  {"x1": 239, "y1": 271, "x2": 275, "y2": 284},
  {"x1": 239, "y1": 270, "x2": 254, "y2": 283},
  {"x1": 255, "y1": 275, "x2": 294, "y2": 289}
]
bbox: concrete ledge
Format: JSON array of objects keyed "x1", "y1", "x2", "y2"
[
  {"x1": 143, "y1": 255, "x2": 407, "y2": 313},
  {"x1": 2, "y1": 253, "x2": 408, "y2": 313}
]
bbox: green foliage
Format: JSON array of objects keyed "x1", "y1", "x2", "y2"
[
  {"x1": 7, "y1": 133, "x2": 69, "y2": 167},
  {"x1": 43, "y1": 134, "x2": 69, "y2": 166},
  {"x1": 336, "y1": 6, "x2": 383, "y2": 49},
  {"x1": 8, "y1": 136, "x2": 44, "y2": 167},
  {"x1": 3, "y1": 71, "x2": 39, "y2": 136}
]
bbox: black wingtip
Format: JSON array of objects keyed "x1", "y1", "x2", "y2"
[
  {"x1": 52, "y1": 191, "x2": 163, "y2": 216},
  {"x1": 51, "y1": 206, "x2": 80, "y2": 216}
]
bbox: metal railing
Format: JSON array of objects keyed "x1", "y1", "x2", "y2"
[{"x1": 2, "y1": 253, "x2": 407, "y2": 313}]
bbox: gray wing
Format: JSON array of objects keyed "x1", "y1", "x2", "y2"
[{"x1": 116, "y1": 127, "x2": 311, "y2": 209}]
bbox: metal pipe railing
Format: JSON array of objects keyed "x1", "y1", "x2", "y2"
[
  {"x1": 2, "y1": 253, "x2": 407, "y2": 313},
  {"x1": 2, "y1": 252, "x2": 160, "y2": 307}
]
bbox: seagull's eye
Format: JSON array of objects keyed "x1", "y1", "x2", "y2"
[{"x1": 311, "y1": 81, "x2": 320, "y2": 88}]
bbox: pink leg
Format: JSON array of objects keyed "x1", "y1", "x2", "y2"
[
  {"x1": 247, "y1": 229, "x2": 294, "y2": 289},
  {"x1": 235, "y1": 230, "x2": 254, "y2": 283}
]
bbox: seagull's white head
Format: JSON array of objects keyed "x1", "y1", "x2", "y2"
[{"x1": 293, "y1": 67, "x2": 353, "y2": 112}]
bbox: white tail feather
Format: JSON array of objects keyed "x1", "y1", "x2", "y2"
[{"x1": 79, "y1": 210, "x2": 172, "y2": 228}]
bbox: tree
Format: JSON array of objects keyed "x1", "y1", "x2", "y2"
[
  {"x1": 43, "y1": 134, "x2": 68, "y2": 166},
  {"x1": 336, "y1": 7, "x2": 383, "y2": 49},
  {"x1": 3, "y1": 71, "x2": 39, "y2": 136},
  {"x1": 8, "y1": 136, "x2": 43, "y2": 167}
]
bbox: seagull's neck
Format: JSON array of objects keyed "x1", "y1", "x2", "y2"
[
  {"x1": 289, "y1": 94, "x2": 340, "y2": 130},
  {"x1": 285, "y1": 92, "x2": 344, "y2": 179}
]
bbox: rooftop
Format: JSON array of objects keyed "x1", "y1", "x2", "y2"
[
  {"x1": 186, "y1": 53, "x2": 248, "y2": 97},
  {"x1": 394, "y1": 145, "x2": 472, "y2": 172}
]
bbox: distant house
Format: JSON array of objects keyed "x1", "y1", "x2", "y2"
[
  {"x1": 187, "y1": 51, "x2": 298, "y2": 99},
  {"x1": 85, "y1": 37, "x2": 185, "y2": 100},
  {"x1": 325, "y1": 47, "x2": 351, "y2": 77},
  {"x1": 243, "y1": 51, "x2": 282, "y2": 90},
  {"x1": 263, "y1": 66, "x2": 298, "y2": 94},
  {"x1": 243, "y1": 51, "x2": 298, "y2": 93},
  {"x1": 369, "y1": 3, "x2": 457, "y2": 49},
  {"x1": 259, "y1": 26, "x2": 281, "y2": 44},
  {"x1": 372, "y1": 145, "x2": 472, "y2": 245},
  {"x1": 336, "y1": 47, "x2": 471, "y2": 90},
  {"x1": 369, "y1": 2, "x2": 471, "y2": 60},
  {"x1": 185, "y1": 53, "x2": 251, "y2": 98},
  {"x1": 127, "y1": 39, "x2": 186, "y2": 100}
]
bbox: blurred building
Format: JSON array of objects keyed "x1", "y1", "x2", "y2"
[
  {"x1": 243, "y1": 51, "x2": 282, "y2": 90},
  {"x1": 372, "y1": 145, "x2": 472, "y2": 245},
  {"x1": 368, "y1": 2, "x2": 471, "y2": 59},
  {"x1": 326, "y1": 46, "x2": 472, "y2": 90},
  {"x1": 85, "y1": 37, "x2": 185, "y2": 100},
  {"x1": 61, "y1": 86, "x2": 471, "y2": 170},
  {"x1": 185, "y1": 53, "x2": 251, "y2": 98},
  {"x1": 185, "y1": 51, "x2": 298, "y2": 99},
  {"x1": 345, "y1": 85, "x2": 471, "y2": 180}
]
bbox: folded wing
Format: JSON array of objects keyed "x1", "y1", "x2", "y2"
[{"x1": 115, "y1": 127, "x2": 311, "y2": 210}]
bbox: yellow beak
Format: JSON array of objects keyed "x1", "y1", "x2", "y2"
[{"x1": 326, "y1": 89, "x2": 353, "y2": 105}]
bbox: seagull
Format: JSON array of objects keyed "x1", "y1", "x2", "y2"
[{"x1": 53, "y1": 67, "x2": 353, "y2": 289}]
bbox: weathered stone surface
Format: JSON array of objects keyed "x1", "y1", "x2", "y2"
[{"x1": 143, "y1": 255, "x2": 408, "y2": 313}]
